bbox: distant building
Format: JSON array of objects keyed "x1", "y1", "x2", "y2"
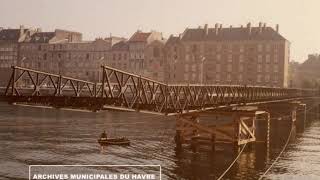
[
  {"x1": 296, "y1": 54, "x2": 320, "y2": 88},
  {"x1": 0, "y1": 26, "x2": 35, "y2": 86},
  {"x1": 20, "y1": 29, "x2": 82, "y2": 75},
  {"x1": 165, "y1": 23, "x2": 290, "y2": 87},
  {"x1": 0, "y1": 26, "x2": 127, "y2": 85},
  {"x1": 288, "y1": 60, "x2": 300, "y2": 87},
  {"x1": 106, "y1": 31, "x2": 166, "y2": 81},
  {"x1": 127, "y1": 30, "x2": 166, "y2": 81}
]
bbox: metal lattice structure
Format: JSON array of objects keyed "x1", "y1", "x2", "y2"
[
  {"x1": 101, "y1": 65, "x2": 318, "y2": 115},
  {"x1": 5, "y1": 66, "x2": 102, "y2": 97},
  {"x1": 2, "y1": 66, "x2": 319, "y2": 115}
]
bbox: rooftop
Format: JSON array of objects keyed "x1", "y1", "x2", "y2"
[
  {"x1": 168, "y1": 23, "x2": 286, "y2": 43},
  {"x1": 129, "y1": 31, "x2": 152, "y2": 42},
  {"x1": 0, "y1": 29, "x2": 28, "y2": 42}
]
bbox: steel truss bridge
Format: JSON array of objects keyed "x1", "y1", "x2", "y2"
[{"x1": 2, "y1": 66, "x2": 319, "y2": 115}]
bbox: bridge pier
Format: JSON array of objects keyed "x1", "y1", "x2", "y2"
[
  {"x1": 175, "y1": 107, "x2": 270, "y2": 153},
  {"x1": 296, "y1": 103, "x2": 307, "y2": 131}
]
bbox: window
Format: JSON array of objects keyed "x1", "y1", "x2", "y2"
[
  {"x1": 216, "y1": 54, "x2": 221, "y2": 61},
  {"x1": 266, "y1": 44, "x2": 270, "y2": 52},
  {"x1": 43, "y1": 53, "x2": 47, "y2": 60},
  {"x1": 227, "y1": 54, "x2": 232, "y2": 62},
  {"x1": 186, "y1": 54, "x2": 190, "y2": 62},
  {"x1": 257, "y1": 75, "x2": 262, "y2": 82},
  {"x1": 192, "y1": 73, "x2": 196, "y2": 80},
  {"x1": 153, "y1": 47, "x2": 160, "y2": 57},
  {"x1": 216, "y1": 64, "x2": 221, "y2": 72},
  {"x1": 185, "y1": 64, "x2": 189, "y2": 72},
  {"x1": 239, "y1": 74, "x2": 243, "y2": 82},
  {"x1": 86, "y1": 53, "x2": 89, "y2": 60},
  {"x1": 190, "y1": 64, "x2": 195, "y2": 71},
  {"x1": 240, "y1": 45, "x2": 244, "y2": 52},
  {"x1": 266, "y1": 54, "x2": 270, "y2": 63},
  {"x1": 217, "y1": 45, "x2": 221, "y2": 52},
  {"x1": 184, "y1": 73, "x2": 188, "y2": 81},
  {"x1": 258, "y1": 55, "x2": 262, "y2": 63},
  {"x1": 258, "y1": 44, "x2": 263, "y2": 52},
  {"x1": 258, "y1": 64, "x2": 262, "y2": 72},
  {"x1": 274, "y1": 65, "x2": 279, "y2": 72},
  {"x1": 227, "y1": 74, "x2": 231, "y2": 81},
  {"x1": 274, "y1": 54, "x2": 278, "y2": 63},
  {"x1": 216, "y1": 74, "x2": 220, "y2": 82},
  {"x1": 228, "y1": 45, "x2": 232, "y2": 52},
  {"x1": 227, "y1": 64, "x2": 232, "y2": 72},
  {"x1": 192, "y1": 44, "x2": 197, "y2": 53},
  {"x1": 265, "y1": 75, "x2": 270, "y2": 82},
  {"x1": 239, "y1": 55, "x2": 244, "y2": 63},
  {"x1": 266, "y1": 64, "x2": 270, "y2": 72},
  {"x1": 239, "y1": 64, "x2": 244, "y2": 72}
]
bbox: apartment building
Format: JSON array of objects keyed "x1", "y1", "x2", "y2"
[
  {"x1": 165, "y1": 23, "x2": 290, "y2": 87},
  {"x1": 126, "y1": 30, "x2": 166, "y2": 81},
  {"x1": 0, "y1": 26, "x2": 36, "y2": 86}
]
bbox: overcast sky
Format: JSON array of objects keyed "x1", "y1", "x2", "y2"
[{"x1": 1, "y1": 0, "x2": 319, "y2": 62}]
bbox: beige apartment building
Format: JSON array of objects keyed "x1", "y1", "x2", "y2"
[
  {"x1": 106, "y1": 31, "x2": 166, "y2": 81},
  {"x1": 165, "y1": 23, "x2": 290, "y2": 87},
  {"x1": 19, "y1": 29, "x2": 124, "y2": 82},
  {"x1": 126, "y1": 30, "x2": 166, "y2": 81}
]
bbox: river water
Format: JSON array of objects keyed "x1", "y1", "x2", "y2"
[{"x1": 0, "y1": 102, "x2": 320, "y2": 180}]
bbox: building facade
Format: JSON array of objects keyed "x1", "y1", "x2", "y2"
[
  {"x1": 165, "y1": 23, "x2": 290, "y2": 87},
  {"x1": 0, "y1": 26, "x2": 36, "y2": 86}
]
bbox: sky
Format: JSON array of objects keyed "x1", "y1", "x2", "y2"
[{"x1": 0, "y1": 0, "x2": 319, "y2": 62}]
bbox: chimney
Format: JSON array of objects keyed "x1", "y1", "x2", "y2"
[
  {"x1": 263, "y1": 23, "x2": 266, "y2": 30},
  {"x1": 36, "y1": 28, "x2": 42, "y2": 32},
  {"x1": 276, "y1": 24, "x2": 279, "y2": 33},
  {"x1": 215, "y1": 23, "x2": 219, "y2": 35},
  {"x1": 229, "y1": 25, "x2": 232, "y2": 31},
  {"x1": 204, "y1": 24, "x2": 208, "y2": 36},
  {"x1": 241, "y1": 25, "x2": 243, "y2": 28},
  {"x1": 19, "y1": 25, "x2": 24, "y2": 36},
  {"x1": 247, "y1": 22, "x2": 252, "y2": 35},
  {"x1": 219, "y1": 24, "x2": 222, "y2": 30},
  {"x1": 259, "y1": 22, "x2": 262, "y2": 33}
]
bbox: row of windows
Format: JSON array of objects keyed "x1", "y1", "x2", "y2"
[
  {"x1": 0, "y1": 47, "x2": 14, "y2": 51},
  {"x1": 0, "y1": 55, "x2": 15, "y2": 60},
  {"x1": 184, "y1": 63, "x2": 279, "y2": 73},
  {"x1": 113, "y1": 53, "x2": 128, "y2": 60},
  {"x1": 184, "y1": 54, "x2": 280, "y2": 63},
  {"x1": 183, "y1": 43, "x2": 282, "y2": 53},
  {"x1": 183, "y1": 73, "x2": 280, "y2": 83}
]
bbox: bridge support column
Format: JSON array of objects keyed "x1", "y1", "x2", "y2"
[
  {"x1": 175, "y1": 114, "x2": 217, "y2": 152},
  {"x1": 255, "y1": 112, "x2": 270, "y2": 146},
  {"x1": 296, "y1": 104, "x2": 306, "y2": 131}
]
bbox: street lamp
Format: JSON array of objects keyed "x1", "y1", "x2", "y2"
[{"x1": 200, "y1": 56, "x2": 206, "y2": 85}]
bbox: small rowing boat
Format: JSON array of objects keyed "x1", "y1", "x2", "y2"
[{"x1": 98, "y1": 137, "x2": 130, "y2": 146}]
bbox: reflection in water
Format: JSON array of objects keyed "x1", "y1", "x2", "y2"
[{"x1": 0, "y1": 102, "x2": 319, "y2": 179}]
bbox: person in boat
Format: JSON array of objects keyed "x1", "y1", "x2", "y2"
[{"x1": 100, "y1": 130, "x2": 107, "y2": 140}]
